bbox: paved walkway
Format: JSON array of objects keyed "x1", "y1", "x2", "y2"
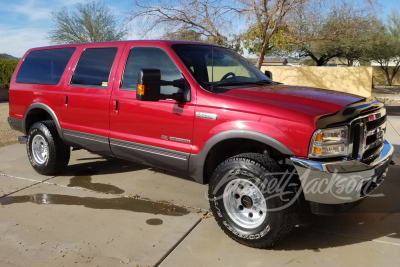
[{"x1": 1, "y1": 117, "x2": 400, "y2": 267}]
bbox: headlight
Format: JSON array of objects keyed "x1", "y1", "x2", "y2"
[{"x1": 309, "y1": 126, "x2": 349, "y2": 158}]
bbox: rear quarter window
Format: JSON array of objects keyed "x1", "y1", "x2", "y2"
[
  {"x1": 71, "y1": 47, "x2": 118, "y2": 87},
  {"x1": 16, "y1": 48, "x2": 76, "y2": 85}
]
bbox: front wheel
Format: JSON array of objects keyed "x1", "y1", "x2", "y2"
[
  {"x1": 27, "y1": 120, "x2": 70, "y2": 175},
  {"x1": 208, "y1": 153, "x2": 299, "y2": 248}
]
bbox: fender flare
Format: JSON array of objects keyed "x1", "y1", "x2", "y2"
[
  {"x1": 188, "y1": 129, "x2": 294, "y2": 184},
  {"x1": 23, "y1": 103, "x2": 63, "y2": 137}
]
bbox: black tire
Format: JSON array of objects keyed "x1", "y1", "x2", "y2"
[
  {"x1": 208, "y1": 153, "x2": 299, "y2": 248},
  {"x1": 27, "y1": 120, "x2": 70, "y2": 175}
]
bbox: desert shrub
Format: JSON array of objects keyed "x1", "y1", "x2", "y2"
[{"x1": 0, "y1": 59, "x2": 20, "y2": 85}]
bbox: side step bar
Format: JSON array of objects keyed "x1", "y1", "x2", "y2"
[{"x1": 18, "y1": 136, "x2": 27, "y2": 144}]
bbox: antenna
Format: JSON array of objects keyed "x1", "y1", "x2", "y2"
[{"x1": 211, "y1": 46, "x2": 214, "y2": 92}]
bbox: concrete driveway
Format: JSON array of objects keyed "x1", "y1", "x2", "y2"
[{"x1": 1, "y1": 117, "x2": 400, "y2": 267}]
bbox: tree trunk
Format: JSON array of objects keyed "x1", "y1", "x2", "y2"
[
  {"x1": 317, "y1": 58, "x2": 325, "y2": 66},
  {"x1": 256, "y1": 49, "x2": 266, "y2": 69},
  {"x1": 384, "y1": 69, "x2": 392, "y2": 86},
  {"x1": 390, "y1": 65, "x2": 400, "y2": 87},
  {"x1": 348, "y1": 59, "x2": 354, "y2": 66}
]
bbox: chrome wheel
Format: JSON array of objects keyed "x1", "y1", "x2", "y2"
[
  {"x1": 223, "y1": 178, "x2": 267, "y2": 229},
  {"x1": 31, "y1": 135, "x2": 48, "y2": 165}
]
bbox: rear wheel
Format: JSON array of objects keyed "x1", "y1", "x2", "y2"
[
  {"x1": 208, "y1": 153, "x2": 299, "y2": 248},
  {"x1": 27, "y1": 120, "x2": 70, "y2": 175}
]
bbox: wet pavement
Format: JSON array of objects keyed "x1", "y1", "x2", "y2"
[
  {"x1": 1, "y1": 116, "x2": 400, "y2": 266},
  {"x1": 0, "y1": 145, "x2": 208, "y2": 267}
]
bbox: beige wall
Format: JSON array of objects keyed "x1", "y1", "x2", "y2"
[
  {"x1": 372, "y1": 66, "x2": 400, "y2": 86},
  {"x1": 261, "y1": 66, "x2": 373, "y2": 97},
  {"x1": 207, "y1": 66, "x2": 249, "y2": 81}
]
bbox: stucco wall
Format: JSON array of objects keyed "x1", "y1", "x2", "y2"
[
  {"x1": 261, "y1": 66, "x2": 373, "y2": 97},
  {"x1": 372, "y1": 66, "x2": 400, "y2": 86},
  {"x1": 207, "y1": 66, "x2": 249, "y2": 81}
]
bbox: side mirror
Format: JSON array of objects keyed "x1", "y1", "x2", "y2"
[
  {"x1": 264, "y1": 70, "x2": 273, "y2": 80},
  {"x1": 136, "y1": 69, "x2": 189, "y2": 102},
  {"x1": 136, "y1": 69, "x2": 161, "y2": 101}
]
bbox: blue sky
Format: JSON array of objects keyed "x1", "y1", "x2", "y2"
[
  {"x1": 0, "y1": 0, "x2": 137, "y2": 57},
  {"x1": 0, "y1": 0, "x2": 399, "y2": 57}
]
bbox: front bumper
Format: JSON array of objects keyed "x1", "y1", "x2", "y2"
[{"x1": 291, "y1": 140, "x2": 394, "y2": 205}]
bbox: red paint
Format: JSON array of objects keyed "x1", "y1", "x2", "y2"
[{"x1": 9, "y1": 40, "x2": 365, "y2": 158}]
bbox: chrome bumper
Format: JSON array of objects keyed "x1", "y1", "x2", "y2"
[{"x1": 291, "y1": 140, "x2": 394, "y2": 204}]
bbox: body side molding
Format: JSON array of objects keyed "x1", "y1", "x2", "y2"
[
  {"x1": 63, "y1": 129, "x2": 112, "y2": 156},
  {"x1": 188, "y1": 129, "x2": 294, "y2": 184},
  {"x1": 8, "y1": 117, "x2": 24, "y2": 133},
  {"x1": 110, "y1": 138, "x2": 189, "y2": 173},
  {"x1": 110, "y1": 138, "x2": 189, "y2": 161}
]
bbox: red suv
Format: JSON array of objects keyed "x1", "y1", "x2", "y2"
[{"x1": 8, "y1": 40, "x2": 393, "y2": 248}]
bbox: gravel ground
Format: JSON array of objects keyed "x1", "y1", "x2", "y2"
[
  {"x1": 384, "y1": 101, "x2": 400, "y2": 116},
  {"x1": 372, "y1": 85, "x2": 400, "y2": 97},
  {"x1": 0, "y1": 102, "x2": 19, "y2": 147},
  {"x1": 372, "y1": 87, "x2": 400, "y2": 115}
]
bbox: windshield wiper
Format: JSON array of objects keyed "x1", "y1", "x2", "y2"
[
  {"x1": 243, "y1": 80, "x2": 282, "y2": 85},
  {"x1": 249, "y1": 80, "x2": 273, "y2": 85},
  {"x1": 214, "y1": 80, "x2": 273, "y2": 87},
  {"x1": 214, "y1": 81, "x2": 249, "y2": 86}
]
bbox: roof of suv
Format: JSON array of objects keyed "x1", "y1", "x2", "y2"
[{"x1": 28, "y1": 40, "x2": 222, "y2": 52}]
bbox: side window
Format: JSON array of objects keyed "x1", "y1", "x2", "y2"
[
  {"x1": 71, "y1": 47, "x2": 117, "y2": 87},
  {"x1": 16, "y1": 48, "x2": 75, "y2": 85},
  {"x1": 121, "y1": 47, "x2": 182, "y2": 95}
]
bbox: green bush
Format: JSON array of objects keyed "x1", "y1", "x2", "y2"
[
  {"x1": 300, "y1": 58, "x2": 317, "y2": 66},
  {"x1": 0, "y1": 59, "x2": 20, "y2": 85}
]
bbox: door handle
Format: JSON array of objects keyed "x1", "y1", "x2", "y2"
[
  {"x1": 111, "y1": 100, "x2": 118, "y2": 115},
  {"x1": 65, "y1": 95, "x2": 68, "y2": 106}
]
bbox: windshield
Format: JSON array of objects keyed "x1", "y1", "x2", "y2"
[{"x1": 171, "y1": 44, "x2": 272, "y2": 91}]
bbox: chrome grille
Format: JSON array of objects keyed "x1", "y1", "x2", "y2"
[{"x1": 350, "y1": 108, "x2": 387, "y2": 165}]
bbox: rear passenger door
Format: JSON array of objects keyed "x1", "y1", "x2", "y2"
[{"x1": 61, "y1": 43, "x2": 125, "y2": 155}]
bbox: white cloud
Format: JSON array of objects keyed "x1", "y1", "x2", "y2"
[
  {"x1": 0, "y1": 27, "x2": 49, "y2": 57},
  {"x1": 0, "y1": 0, "x2": 92, "y2": 23},
  {"x1": 63, "y1": 0, "x2": 89, "y2": 6},
  {"x1": 10, "y1": 0, "x2": 52, "y2": 21},
  {"x1": 0, "y1": 0, "x2": 141, "y2": 57}
]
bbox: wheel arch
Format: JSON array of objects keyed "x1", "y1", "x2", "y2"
[
  {"x1": 188, "y1": 130, "x2": 294, "y2": 184},
  {"x1": 23, "y1": 103, "x2": 63, "y2": 137}
]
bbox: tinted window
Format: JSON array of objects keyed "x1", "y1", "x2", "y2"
[
  {"x1": 71, "y1": 47, "x2": 117, "y2": 87},
  {"x1": 172, "y1": 44, "x2": 271, "y2": 91},
  {"x1": 16, "y1": 48, "x2": 75, "y2": 85},
  {"x1": 121, "y1": 47, "x2": 182, "y2": 95}
]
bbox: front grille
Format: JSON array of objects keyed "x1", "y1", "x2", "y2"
[
  {"x1": 350, "y1": 108, "x2": 387, "y2": 165},
  {"x1": 363, "y1": 143, "x2": 384, "y2": 164},
  {"x1": 366, "y1": 116, "x2": 386, "y2": 131}
]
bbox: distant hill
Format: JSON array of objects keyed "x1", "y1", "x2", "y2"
[{"x1": 0, "y1": 53, "x2": 18, "y2": 59}]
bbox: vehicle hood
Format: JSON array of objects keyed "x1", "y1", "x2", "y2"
[{"x1": 220, "y1": 84, "x2": 367, "y2": 118}]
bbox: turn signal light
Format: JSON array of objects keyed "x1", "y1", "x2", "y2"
[
  {"x1": 137, "y1": 84, "x2": 145, "y2": 95},
  {"x1": 312, "y1": 147, "x2": 322, "y2": 154},
  {"x1": 315, "y1": 133, "x2": 322, "y2": 142},
  {"x1": 309, "y1": 126, "x2": 349, "y2": 158}
]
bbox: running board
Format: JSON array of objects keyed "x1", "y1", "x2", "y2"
[{"x1": 18, "y1": 136, "x2": 27, "y2": 144}]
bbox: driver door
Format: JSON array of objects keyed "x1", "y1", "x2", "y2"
[{"x1": 109, "y1": 45, "x2": 195, "y2": 173}]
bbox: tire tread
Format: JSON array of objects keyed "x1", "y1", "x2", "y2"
[
  {"x1": 209, "y1": 153, "x2": 299, "y2": 248},
  {"x1": 27, "y1": 120, "x2": 70, "y2": 175}
]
